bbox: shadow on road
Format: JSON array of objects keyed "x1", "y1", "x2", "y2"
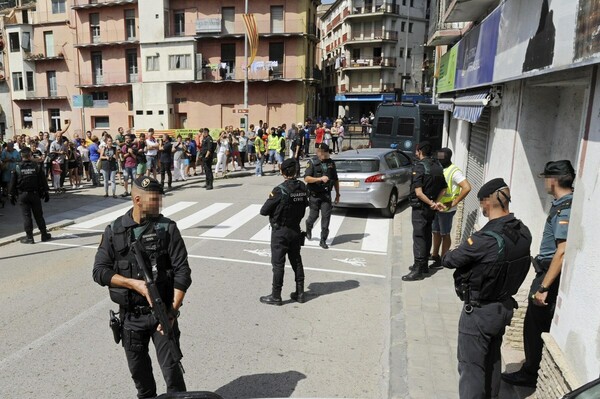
[
  {"x1": 303, "y1": 280, "x2": 360, "y2": 302},
  {"x1": 332, "y1": 233, "x2": 368, "y2": 245},
  {"x1": 502, "y1": 363, "x2": 537, "y2": 399},
  {"x1": 214, "y1": 370, "x2": 306, "y2": 399}
]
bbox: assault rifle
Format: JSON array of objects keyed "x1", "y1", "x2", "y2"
[{"x1": 132, "y1": 240, "x2": 184, "y2": 372}]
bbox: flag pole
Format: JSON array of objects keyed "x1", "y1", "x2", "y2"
[{"x1": 244, "y1": 0, "x2": 249, "y2": 133}]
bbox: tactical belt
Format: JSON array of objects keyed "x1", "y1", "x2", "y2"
[{"x1": 125, "y1": 305, "x2": 153, "y2": 316}]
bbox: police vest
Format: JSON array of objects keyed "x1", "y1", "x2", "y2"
[
  {"x1": 307, "y1": 158, "x2": 334, "y2": 195},
  {"x1": 454, "y1": 219, "x2": 531, "y2": 306},
  {"x1": 438, "y1": 164, "x2": 461, "y2": 210},
  {"x1": 15, "y1": 161, "x2": 41, "y2": 192},
  {"x1": 410, "y1": 158, "x2": 445, "y2": 202},
  {"x1": 272, "y1": 180, "x2": 308, "y2": 229},
  {"x1": 109, "y1": 216, "x2": 174, "y2": 308}
]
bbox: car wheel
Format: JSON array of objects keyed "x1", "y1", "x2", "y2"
[{"x1": 381, "y1": 189, "x2": 398, "y2": 218}]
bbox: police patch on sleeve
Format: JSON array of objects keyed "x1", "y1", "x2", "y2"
[
  {"x1": 467, "y1": 237, "x2": 474, "y2": 246},
  {"x1": 269, "y1": 192, "x2": 274, "y2": 198}
]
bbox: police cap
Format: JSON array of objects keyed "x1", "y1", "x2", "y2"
[
  {"x1": 133, "y1": 176, "x2": 164, "y2": 194},
  {"x1": 477, "y1": 178, "x2": 509, "y2": 200},
  {"x1": 281, "y1": 158, "x2": 297, "y2": 177},
  {"x1": 539, "y1": 160, "x2": 575, "y2": 177},
  {"x1": 20, "y1": 146, "x2": 32, "y2": 156},
  {"x1": 318, "y1": 143, "x2": 330, "y2": 152}
]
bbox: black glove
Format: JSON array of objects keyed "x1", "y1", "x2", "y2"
[
  {"x1": 9, "y1": 196, "x2": 16, "y2": 206},
  {"x1": 43, "y1": 192, "x2": 50, "y2": 202}
]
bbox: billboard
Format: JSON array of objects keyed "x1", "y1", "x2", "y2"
[{"x1": 437, "y1": 45, "x2": 458, "y2": 94}]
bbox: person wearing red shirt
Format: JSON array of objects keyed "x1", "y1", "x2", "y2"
[{"x1": 314, "y1": 123, "x2": 325, "y2": 150}]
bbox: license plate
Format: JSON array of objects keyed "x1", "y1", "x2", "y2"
[{"x1": 340, "y1": 181, "x2": 359, "y2": 188}]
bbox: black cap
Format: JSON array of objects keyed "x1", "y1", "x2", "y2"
[
  {"x1": 539, "y1": 160, "x2": 575, "y2": 177},
  {"x1": 133, "y1": 176, "x2": 164, "y2": 194},
  {"x1": 281, "y1": 158, "x2": 297, "y2": 176},
  {"x1": 417, "y1": 141, "x2": 431, "y2": 152},
  {"x1": 319, "y1": 143, "x2": 330, "y2": 152},
  {"x1": 20, "y1": 146, "x2": 32, "y2": 155},
  {"x1": 477, "y1": 178, "x2": 509, "y2": 200}
]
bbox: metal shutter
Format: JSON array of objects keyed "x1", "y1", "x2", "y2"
[
  {"x1": 459, "y1": 107, "x2": 490, "y2": 241},
  {"x1": 271, "y1": 6, "x2": 284, "y2": 33}
]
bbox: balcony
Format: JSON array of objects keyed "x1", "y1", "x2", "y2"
[
  {"x1": 76, "y1": 72, "x2": 138, "y2": 88},
  {"x1": 427, "y1": 0, "x2": 473, "y2": 46},
  {"x1": 341, "y1": 82, "x2": 396, "y2": 93},
  {"x1": 346, "y1": 3, "x2": 400, "y2": 19},
  {"x1": 443, "y1": 0, "x2": 501, "y2": 23},
  {"x1": 12, "y1": 86, "x2": 69, "y2": 101},
  {"x1": 72, "y1": 0, "x2": 138, "y2": 10},
  {"x1": 347, "y1": 30, "x2": 398, "y2": 44},
  {"x1": 189, "y1": 62, "x2": 317, "y2": 83},
  {"x1": 182, "y1": 18, "x2": 317, "y2": 40},
  {"x1": 24, "y1": 45, "x2": 65, "y2": 62},
  {"x1": 344, "y1": 57, "x2": 397, "y2": 69}
]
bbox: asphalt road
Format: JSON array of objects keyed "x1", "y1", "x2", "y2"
[{"x1": 0, "y1": 173, "x2": 394, "y2": 398}]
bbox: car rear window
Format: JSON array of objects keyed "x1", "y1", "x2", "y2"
[
  {"x1": 375, "y1": 117, "x2": 393, "y2": 135},
  {"x1": 334, "y1": 159, "x2": 380, "y2": 173}
]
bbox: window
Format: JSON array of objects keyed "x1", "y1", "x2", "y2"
[
  {"x1": 407, "y1": 48, "x2": 412, "y2": 58},
  {"x1": 90, "y1": 13, "x2": 100, "y2": 43},
  {"x1": 51, "y1": 0, "x2": 66, "y2": 14},
  {"x1": 9, "y1": 32, "x2": 19, "y2": 52},
  {"x1": 401, "y1": 21, "x2": 405, "y2": 32},
  {"x1": 146, "y1": 55, "x2": 159, "y2": 71},
  {"x1": 410, "y1": 0, "x2": 414, "y2": 6},
  {"x1": 91, "y1": 91, "x2": 108, "y2": 100},
  {"x1": 271, "y1": 6, "x2": 284, "y2": 33},
  {"x1": 158, "y1": 110, "x2": 164, "y2": 115},
  {"x1": 94, "y1": 116, "x2": 110, "y2": 129},
  {"x1": 146, "y1": 110, "x2": 153, "y2": 115},
  {"x1": 47, "y1": 71, "x2": 57, "y2": 96},
  {"x1": 26, "y1": 71, "x2": 34, "y2": 91},
  {"x1": 91, "y1": 51, "x2": 103, "y2": 84},
  {"x1": 125, "y1": 10, "x2": 136, "y2": 40},
  {"x1": 335, "y1": 159, "x2": 379, "y2": 173},
  {"x1": 400, "y1": 47, "x2": 411, "y2": 58},
  {"x1": 269, "y1": 42, "x2": 284, "y2": 78},
  {"x1": 128, "y1": 90, "x2": 133, "y2": 111},
  {"x1": 12, "y1": 72, "x2": 23, "y2": 91},
  {"x1": 168, "y1": 54, "x2": 191, "y2": 70},
  {"x1": 408, "y1": 22, "x2": 413, "y2": 33},
  {"x1": 44, "y1": 31, "x2": 55, "y2": 57},
  {"x1": 174, "y1": 10, "x2": 185, "y2": 36},
  {"x1": 21, "y1": 109, "x2": 33, "y2": 129},
  {"x1": 376, "y1": 117, "x2": 393, "y2": 135},
  {"x1": 397, "y1": 118, "x2": 415, "y2": 137},
  {"x1": 385, "y1": 152, "x2": 400, "y2": 169},
  {"x1": 22, "y1": 32, "x2": 30, "y2": 52},
  {"x1": 402, "y1": 0, "x2": 407, "y2": 5},
  {"x1": 22, "y1": 10, "x2": 28, "y2": 24},
  {"x1": 136, "y1": 110, "x2": 143, "y2": 115},
  {"x1": 220, "y1": 43, "x2": 236, "y2": 78},
  {"x1": 352, "y1": 48, "x2": 360, "y2": 59},
  {"x1": 126, "y1": 49, "x2": 138, "y2": 82},
  {"x1": 49, "y1": 109, "x2": 61, "y2": 131},
  {"x1": 222, "y1": 7, "x2": 235, "y2": 34},
  {"x1": 421, "y1": 117, "x2": 443, "y2": 139}
]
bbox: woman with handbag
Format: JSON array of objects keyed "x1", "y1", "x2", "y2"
[{"x1": 98, "y1": 136, "x2": 118, "y2": 198}]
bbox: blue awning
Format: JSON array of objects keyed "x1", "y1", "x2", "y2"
[
  {"x1": 335, "y1": 93, "x2": 396, "y2": 102},
  {"x1": 437, "y1": 96, "x2": 454, "y2": 112},
  {"x1": 452, "y1": 90, "x2": 490, "y2": 123}
]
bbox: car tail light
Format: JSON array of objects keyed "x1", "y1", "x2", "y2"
[{"x1": 365, "y1": 174, "x2": 386, "y2": 183}]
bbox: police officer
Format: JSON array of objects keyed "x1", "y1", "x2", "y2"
[
  {"x1": 304, "y1": 143, "x2": 340, "y2": 249},
  {"x1": 502, "y1": 160, "x2": 574, "y2": 388},
  {"x1": 92, "y1": 176, "x2": 192, "y2": 398},
  {"x1": 259, "y1": 158, "x2": 309, "y2": 305},
  {"x1": 200, "y1": 128, "x2": 214, "y2": 190},
  {"x1": 443, "y1": 178, "x2": 532, "y2": 399},
  {"x1": 8, "y1": 146, "x2": 51, "y2": 244},
  {"x1": 402, "y1": 141, "x2": 447, "y2": 281}
]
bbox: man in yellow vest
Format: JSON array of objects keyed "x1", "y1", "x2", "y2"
[{"x1": 430, "y1": 148, "x2": 471, "y2": 267}]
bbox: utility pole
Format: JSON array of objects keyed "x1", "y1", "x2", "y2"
[
  {"x1": 243, "y1": 0, "x2": 249, "y2": 133},
  {"x1": 402, "y1": 4, "x2": 410, "y2": 96}
]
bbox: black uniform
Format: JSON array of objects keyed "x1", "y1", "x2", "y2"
[
  {"x1": 405, "y1": 157, "x2": 446, "y2": 277},
  {"x1": 201, "y1": 135, "x2": 214, "y2": 190},
  {"x1": 304, "y1": 157, "x2": 338, "y2": 244},
  {"x1": 443, "y1": 214, "x2": 532, "y2": 399},
  {"x1": 92, "y1": 209, "x2": 192, "y2": 398},
  {"x1": 9, "y1": 159, "x2": 50, "y2": 242},
  {"x1": 290, "y1": 135, "x2": 303, "y2": 177},
  {"x1": 260, "y1": 178, "x2": 308, "y2": 302}
]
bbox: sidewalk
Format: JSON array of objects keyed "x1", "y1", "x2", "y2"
[
  {"x1": 389, "y1": 205, "x2": 525, "y2": 398},
  {"x1": 0, "y1": 167, "x2": 253, "y2": 247}
]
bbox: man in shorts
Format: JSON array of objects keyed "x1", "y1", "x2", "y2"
[
  {"x1": 120, "y1": 133, "x2": 138, "y2": 197},
  {"x1": 145, "y1": 128, "x2": 159, "y2": 179},
  {"x1": 135, "y1": 133, "x2": 147, "y2": 178}
]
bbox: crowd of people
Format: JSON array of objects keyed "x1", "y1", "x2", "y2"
[{"x1": 0, "y1": 117, "x2": 357, "y2": 204}]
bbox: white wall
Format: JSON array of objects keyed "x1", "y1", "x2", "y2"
[
  {"x1": 132, "y1": 81, "x2": 171, "y2": 130},
  {"x1": 551, "y1": 69, "x2": 600, "y2": 385},
  {"x1": 138, "y1": 0, "x2": 168, "y2": 43},
  {"x1": 140, "y1": 41, "x2": 196, "y2": 83}
]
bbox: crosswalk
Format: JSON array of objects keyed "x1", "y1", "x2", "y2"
[{"x1": 67, "y1": 201, "x2": 391, "y2": 253}]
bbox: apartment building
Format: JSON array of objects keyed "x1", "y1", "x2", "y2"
[{"x1": 319, "y1": 0, "x2": 427, "y2": 120}]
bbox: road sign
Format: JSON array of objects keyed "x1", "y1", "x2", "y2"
[{"x1": 232, "y1": 108, "x2": 249, "y2": 114}]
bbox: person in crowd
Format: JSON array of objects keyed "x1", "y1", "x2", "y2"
[
  {"x1": 172, "y1": 135, "x2": 187, "y2": 182},
  {"x1": 66, "y1": 141, "x2": 81, "y2": 189},
  {"x1": 78, "y1": 139, "x2": 91, "y2": 183},
  {"x1": 238, "y1": 130, "x2": 247, "y2": 169},
  {"x1": 361, "y1": 114, "x2": 369, "y2": 136},
  {"x1": 185, "y1": 135, "x2": 197, "y2": 177},
  {"x1": 49, "y1": 131, "x2": 67, "y2": 189},
  {"x1": 159, "y1": 134, "x2": 174, "y2": 190},
  {"x1": 89, "y1": 135, "x2": 101, "y2": 187},
  {"x1": 145, "y1": 128, "x2": 159, "y2": 179},
  {"x1": 229, "y1": 133, "x2": 240, "y2": 171},
  {"x1": 121, "y1": 134, "x2": 138, "y2": 197},
  {"x1": 247, "y1": 126, "x2": 256, "y2": 165},
  {"x1": 291, "y1": 125, "x2": 303, "y2": 177},
  {"x1": 51, "y1": 158, "x2": 62, "y2": 193},
  {"x1": 287, "y1": 123, "x2": 298, "y2": 159},
  {"x1": 336, "y1": 120, "x2": 345, "y2": 153},
  {"x1": 1, "y1": 141, "x2": 21, "y2": 197},
  {"x1": 303, "y1": 122, "x2": 312, "y2": 157},
  {"x1": 314, "y1": 122, "x2": 325, "y2": 150},
  {"x1": 215, "y1": 131, "x2": 229, "y2": 177},
  {"x1": 200, "y1": 128, "x2": 214, "y2": 190},
  {"x1": 267, "y1": 128, "x2": 280, "y2": 174},
  {"x1": 255, "y1": 129, "x2": 266, "y2": 177},
  {"x1": 99, "y1": 136, "x2": 119, "y2": 198},
  {"x1": 85, "y1": 130, "x2": 93, "y2": 146}
]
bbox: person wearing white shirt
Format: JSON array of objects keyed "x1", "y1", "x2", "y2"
[{"x1": 145, "y1": 128, "x2": 159, "y2": 179}]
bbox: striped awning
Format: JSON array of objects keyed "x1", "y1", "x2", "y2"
[
  {"x1": 452, "y1": 90, "x2": 490, "y2": 124},
  {"x1": 437, "y1": 96, "x2": 454, "y2": 112}
]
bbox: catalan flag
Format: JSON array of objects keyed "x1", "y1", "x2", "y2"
[{"x1": 243, "y1": 13, "x2": 259, "y2": 67}]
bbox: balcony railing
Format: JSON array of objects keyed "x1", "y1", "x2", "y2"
[
  {"x1": 427, "y1": 0, "x2": 472, "y2": 45},
  {"x1": 77, "y1": 72, "x2": 139, "y2": 86},
  {"x1": 349, "y1": 30, "x2": 398, "y2": 42},
  {"x1": 24, "y1": 45, "x2": 66, "y2": 61},
  {"x1": 344, "y1": 82, "x2": 396, "y2": 93},
  {"x1": 172, "y1": 18, "x2": 316, "y2": 38},
  {"x1": 72, "y1": 0, "x2": 138, "y2": 9},
  {"x1": 193, "y1": 62, "x2": 317, "y2": 82},
  {"x1": 345, "y1": 57, "x2": 397, "y2": 68},
  {"x1": 76, "y1": 26, "x2": 138, "y2": 47},
  {"x1": 348, "y1": 3, "x2": 400, "y2": 16}
]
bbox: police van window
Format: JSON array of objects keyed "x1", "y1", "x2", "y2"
[
  {"x1": 397, "y1": 118, "x2": 415, "y2": 137},
  {"x1": 384, "y1": 152, "x2": 400, "y2": 169},
  {"x1": 376, "y1": 117, "x2": 393, "y2": 135},
  {"x1": 335, "y1": 159, "x2": 379, "y2": 173},
  {"x1": 421, "y1": 116, "x2": 443, "y2": 138}
]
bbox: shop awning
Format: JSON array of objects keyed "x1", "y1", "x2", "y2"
[
  {"x1": 452, "y1": 90, "x2": 491, "y2": 123},
  {"x1": 437, "y1": 96, "x2": 454, "y2": 112},
  {"x1": 335, "y1": 93, "x2": 396, "y2": 102}
]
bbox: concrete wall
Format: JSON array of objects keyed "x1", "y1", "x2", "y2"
[
  {"x1": 551, "y1": 67, "x2": 600, "y2": 385},
  {"x1": 75, "y1": 5, "x2": 138, "y2": 44}
]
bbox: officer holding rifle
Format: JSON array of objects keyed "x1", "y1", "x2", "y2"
[{"x1": 93, "y1": 176, "x2": 192, "y2": 398}]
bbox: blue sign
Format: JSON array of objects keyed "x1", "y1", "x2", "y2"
[{"x1": 72, "y1": 95, "x2": 94, "y2": 108}]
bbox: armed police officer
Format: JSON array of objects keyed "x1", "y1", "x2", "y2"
[
  {"x1": 8, "y1": 146, "x2": 52, "y2": 244},
  {"x1": 259, "y1": 158, "x2": 309, "y2": 305},
  {"x1": 304, "y1": 143, "x2": 340, "y2": 249},
  {"x1": 93, "y1": 176, "x2": 192, "y2": 398},
  {"x1": 402, "y1": 141, "x2": 447, "y2": 281},
  {"x1": 200, "y1": 128, "x2": 214, "y2": 190},
  {"x1": 443, "y1": 178, "x2": 532, "y2": 399}
]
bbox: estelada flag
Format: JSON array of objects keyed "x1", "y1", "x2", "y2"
[{"x1": 243, "y1": 13, "x2": 259, "y2": 67}]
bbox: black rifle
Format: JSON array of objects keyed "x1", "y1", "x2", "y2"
[{"x1": 132, "y1": 240, "x2": 184, "y2": 371}]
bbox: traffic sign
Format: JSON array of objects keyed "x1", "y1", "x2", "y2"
[{"x1": 232, "y1": 108, "x2": 249, "y2": 114}]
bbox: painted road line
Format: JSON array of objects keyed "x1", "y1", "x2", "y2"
[
  {"x1": 361, "y1": 217, "x2": 390, "y2": 253},
  {"x1": 306, "y1": 211, "x2": 346, "y2": 247},
  {"x1": 161, "y1": 201, "x2": 197, "y2": 217},
  {"x1": 250, "y1": 223, "x2": 272, "y2": 242},
  {"x1": 70, "y1": 204, "x2": 131, "y2": 229},
  {"x1": 177, "y1": 202, "x2": 233, "y2": 231},
  {"x1": 200, "y1": 204, "x2": 262, "y2": 238}
]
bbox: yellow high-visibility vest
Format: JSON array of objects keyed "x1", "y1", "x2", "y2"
[
  {"x1": 268, "y1": 134, "x2": 279, "y2": 150},
  {"x1": 439, "y1": 164, "x2": 461, "y2": 211}
]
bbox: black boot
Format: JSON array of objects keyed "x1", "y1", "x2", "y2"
[
  {"x1": 260, "y1": 288, "x2": 282, "y2": 306},
  {"x1": 305, "y1": 226, "x2": 312, "y2": 240},
  {"x1": 429, "y1": 255, "x2": 442, "y2": 269},
  {"x1": 290, "y1": 282, "x2": 305, "y2": 303},
  {"x1": 41, "y1": 232, "x2": 52, "y2": 242},
  {"x1": 402, "y1": 263, "x2": 429, "y2": 281},
  {"x1": 319, "y1": 239, "x2": 329, "y2": 249},
  {"x1": 20, "y1": 236, "x2": 35, "y2": 244}
]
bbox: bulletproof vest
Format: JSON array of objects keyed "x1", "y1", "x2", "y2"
[
  {"x1": 454, "y1": 218, "x2": 532, "y2": 305},
  {"x1": 547, "y1": 200, "x2": 571, "y2": 224},
  {"x1": 16, "y1": 161, "x2": 40, "y2": 192},
  {"x1": 410, "y1": 157, "x2": 446, "y2": 200},
  {"x1": 109, "y1": 216, "x2": 174, "y2": 308},
  {"x1": 307, "y1": 158, "x2": 334, "y2": 194},
  {"x1": 272, "y1": 180, "x2": 308, "y2": 229}
]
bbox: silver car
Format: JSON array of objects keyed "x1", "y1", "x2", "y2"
[{"x1": 332, "y1": 148, "x2": 413, "y2": 218}]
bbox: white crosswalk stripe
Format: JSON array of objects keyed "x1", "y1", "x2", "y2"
[
  {"x1": 250, "y1": 223, "x2": 273, "y2": 242},
  {"x1": 306, "y1": 210, "x2": 346, "y2": 247},
  {"x1": 200, "y1": 204, "x2": 263, "y2": 238},
  {"x1": 70, "y1": 205, "x2": 131, "y2": 229},
  {"x1": 361, "y1": 217, "x2": 390, "y2": 253},
  {"x1": 161, "y1": 201, "x2": 196, "y2": 217},
  {"x1": 176, "y1": 203, "x2": 232, "y2": 231}
]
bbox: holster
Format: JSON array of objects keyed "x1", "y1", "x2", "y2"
[
  {"x1": 109, "y1": 310, "x2": 122, "y2": 344},
  {"x1": 300, "y1": 231, "x2": 307, "y2": 247}
]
